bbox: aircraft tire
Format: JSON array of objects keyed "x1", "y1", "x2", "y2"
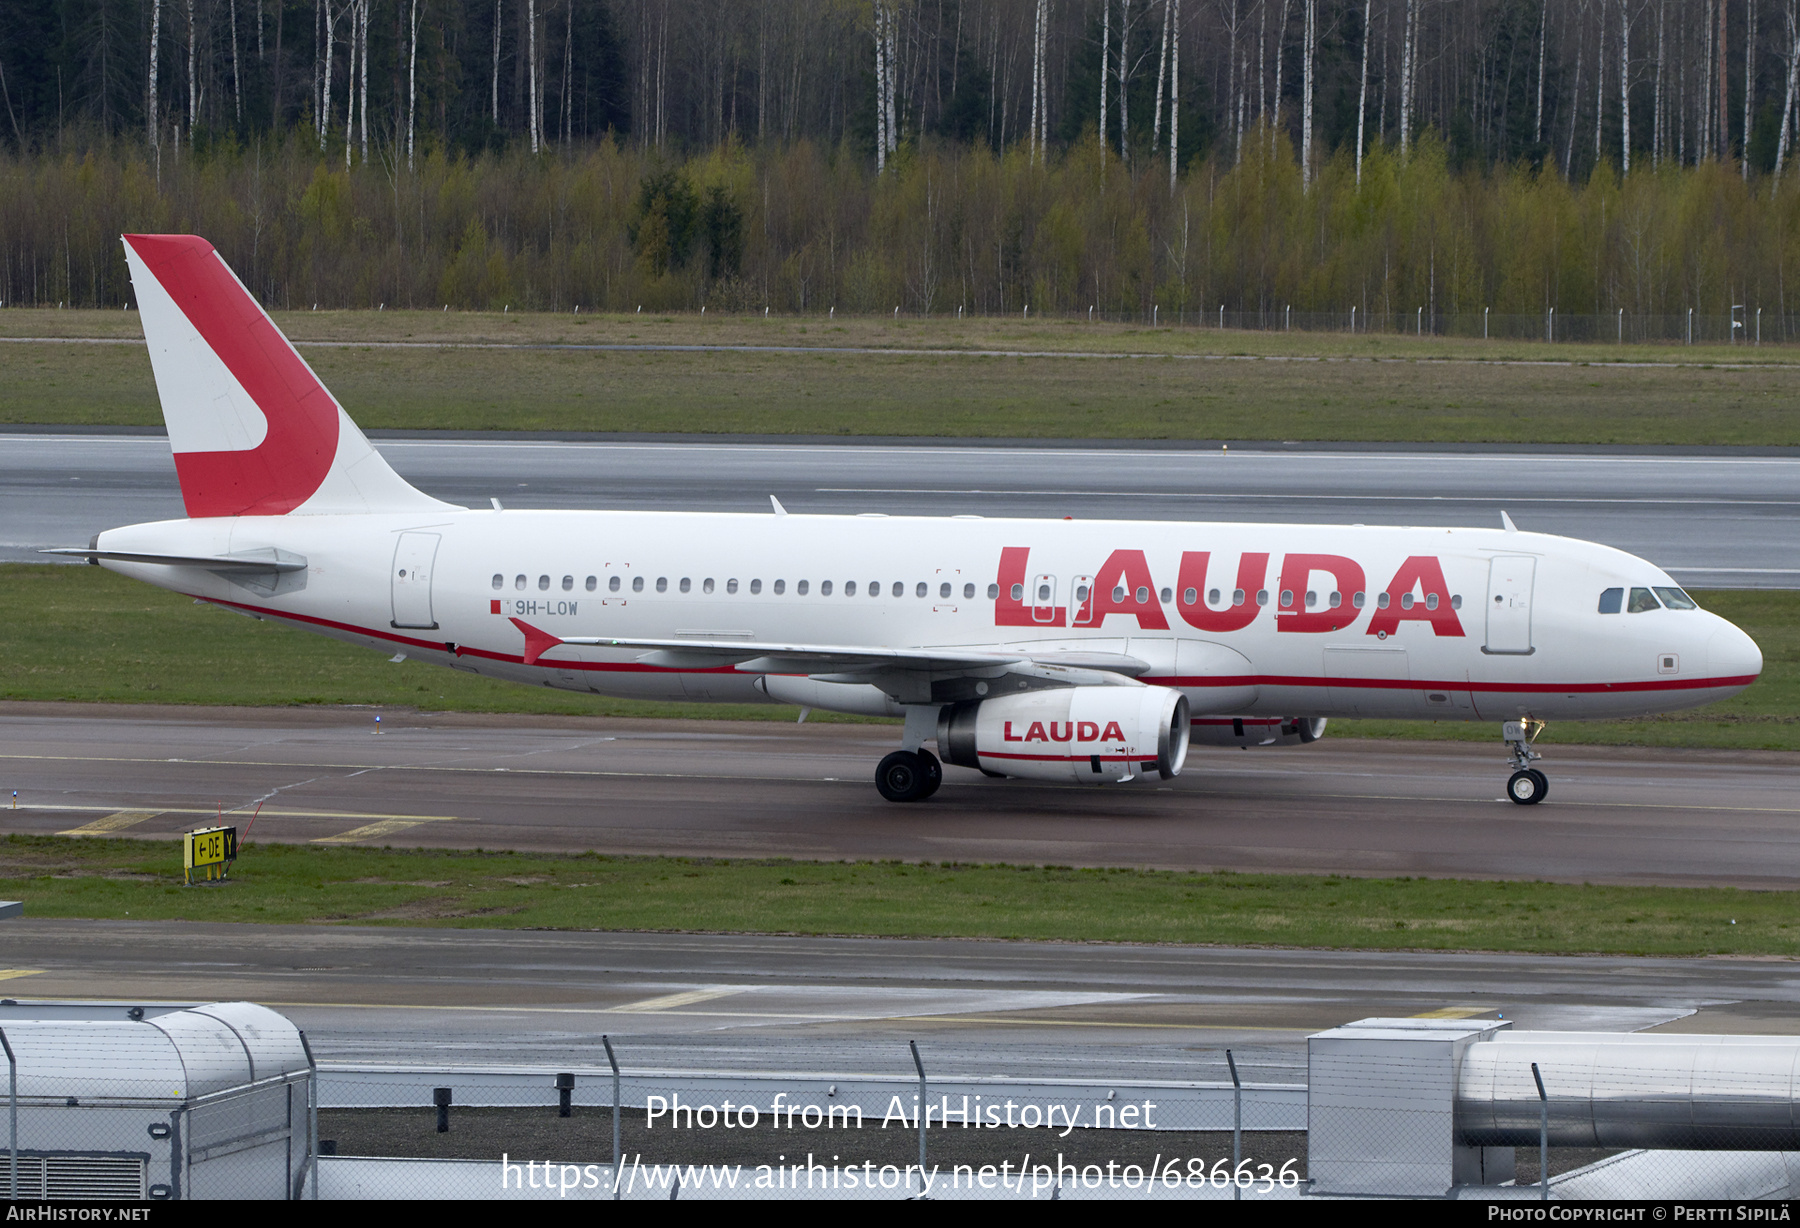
[
  {"x1": 1506, "y1": 770, "x2": 1545, "y2": 805},
  {"x1": 876, "y1": 750, "x2": 931, "y2": 802},
  {"x1": 1527, "y1": 768, "x2": 1549, "y2": 802},
  {"x1": 916, "y1": 749, "x2": 944, "y2": 799}
]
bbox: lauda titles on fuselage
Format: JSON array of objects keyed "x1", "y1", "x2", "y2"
[{"x1": 61, "y1": 234, "x2": 1763, "y2": 805}]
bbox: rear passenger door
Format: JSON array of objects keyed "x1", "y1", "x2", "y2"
[{"x1": 1483, "y1": 556, "x2": 1536, "y2": 655}]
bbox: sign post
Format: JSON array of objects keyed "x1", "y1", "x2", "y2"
[{"x1": 183, "y1": 826, "x2": 238, "y2": 885}]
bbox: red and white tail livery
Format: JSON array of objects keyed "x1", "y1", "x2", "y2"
[{"x1": 63, "y1": 235, "x2": 1764, "y2": 805}]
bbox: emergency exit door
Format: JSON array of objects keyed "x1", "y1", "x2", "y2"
[
  {"x1": 391, "y1": 532, "x2": 441, "y2": 629},
  {"x1": 1484, "y1": 555, "x2": 1536, "y2": 655}
]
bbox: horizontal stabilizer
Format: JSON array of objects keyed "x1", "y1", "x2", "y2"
[{"x1": 42, "y1": 546, "x2": 308, "y2": 573}]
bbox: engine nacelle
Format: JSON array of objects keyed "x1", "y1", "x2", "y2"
[
  {"x1": 1189, "y1": 716, "x2": 1328, "y2": 748},
  {"x1": 937, "y1": 686, "x2": 1190, "y2": 784}
]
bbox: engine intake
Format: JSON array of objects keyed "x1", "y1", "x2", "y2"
[{"x1": 937, "y1": 686, "x2": 1190, "y2": 784}]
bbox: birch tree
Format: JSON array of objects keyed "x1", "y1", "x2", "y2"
[
  {"x1": 1621, "y1": 0, "x2": 1631, "y2": 173},
  {"x1": 1535, "y1": 0, "x2": 1548, "y2": 144},
  {"x1": 1099, "y1": 0, "x2": 1108, "y2": 163},
  {"x1": 1356, "y1": 0, "x2": 1371, "y2": 183},
  {"x1": 147, "y1": 0, "x2": 161, "y2": 151},
  {"x1": 407, "y1": 0, "x2": 419, "y2": 169},
  {"x1": 1167, "y1": 0, "x2": 1179, "y2": 193},
  {"x1": 1775, "y1": 0, "x2": 1800, "y2": 183},
  {"x1": 1117, "y1": 0, "x2": 1132, "y2": 160},
  {"x1": 1301, "y1": 0, "x2": 1315, "y2": 186},
  {"x1": 1152, "y1": 0, "x2": 1170, "y2": 160},
  {"x1": 1400, "y1": 0, "x2": 1416, "y2": 156},
  {"x1": 529, "y1": 0, "x2": 540, "y2": 154},
  {"x1": 1744, "y1": 0, "x2": 1756, "y2": 178}
]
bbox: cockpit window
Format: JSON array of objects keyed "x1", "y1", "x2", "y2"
[
  {"x1": 1627, "y1": 587, "x2": 1662, "y2": 613},
  {"x1": 1654, "y1": 587, "x2": 1698, "y2": 610},
  {"x1": 1598, "y1": 587, "x2": 1623, "y2": 614}
]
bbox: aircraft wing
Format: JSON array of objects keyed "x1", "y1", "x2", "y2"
[{"x1": 518, "y1": 620, "x2": 1149, "y2": 684}]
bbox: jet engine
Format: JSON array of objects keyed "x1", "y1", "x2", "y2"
[
  {"x1": 936, "y1": 686, "x2": 1190, "y2": 783},
  {"x1": 1188, "y1": 716, "x2": 1328, "y2": 748}
]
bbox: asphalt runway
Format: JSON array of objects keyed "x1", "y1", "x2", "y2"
[
  {"x1": 4, "y1": 432, "x2": 1797, "y2": 587},
  {"x1": 5, "y1": 703, "x2": 1799, "y2": 887},
  {"x1": 3, "y1": 920, "x2": 1796, "y2": 1079}
]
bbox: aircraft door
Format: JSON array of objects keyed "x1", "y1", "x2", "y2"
[
  {"x1": 1031, "y1": 574, "x2": 1058, "y2": 624},
  {"x1": 1484, "y1": 555, "x2": 1536, "y2": 655},
  {"x1": 391, "y1": 532, "x2": 441, "y2": 629}
]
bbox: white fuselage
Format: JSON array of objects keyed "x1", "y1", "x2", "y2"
[{"x1": 95, "y1": 510, "x2": 1763, "y2": 724}]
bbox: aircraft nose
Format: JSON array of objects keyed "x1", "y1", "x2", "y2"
[{"x1": 1707, "y1": 620, "x2": 1763, "y2": 685}]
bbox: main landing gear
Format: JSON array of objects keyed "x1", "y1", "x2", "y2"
[
  {"x1": 875, "y1": 706, "x2": 946, "y2": 802},
  {"x1": 1503, "y1": 718, "x2": 1549, "y2": 805},
  {"x1": 876, "y1": 749, "x2": 942, "y2": 802}
]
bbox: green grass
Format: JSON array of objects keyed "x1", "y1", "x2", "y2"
[
  {"x1": 5, "y1": 309, "x2": 1800, "y2": 443},
  {"x1": 2, "y1": 835, "x2": 1794, "y2": 955},
  {"x1": 2, "y1": 565, "x2": 1792, "y2": 748}
]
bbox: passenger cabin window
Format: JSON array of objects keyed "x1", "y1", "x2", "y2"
[
  {"x1": 751, "y1": 579, "x2": 763, "y2": 594},
  {"x1": 585, "y1": 576, "x2": 597, "y2": 591},
  {"x1": 1628, "y1": 587, "x2": 1661, "y2": 613},
  {"x1": 869, "y1": 581, "x2": 880, "y2": 598},
  {"x1": 704, "y1": 578, "x2": 715, "y2": 594},
  {"x1": 610, "y1": 575, "x2": 622, "y2": 592},
  {"x1": 632, "y1": 576, "x2": 644, "y2": 592},
  {"x1": 492, "y1": 574, "x2": 504, "y2": 590},
  {"x1": 916, "y1": 582, "x2": 928, "y2": 598},
  {"x1": 845, "y1": 581, "x2": 857, "y2": 596},
  {"x1": 515, "y1": 575, "x2": 526, "y2": 590},
  {"x1": 987, "y1": 583, "x2": 998, "y2": 599},
  {"x1": 798, "y1": 580, "x2": 809, "y2": 595},
  {"x1": 538, "y1": 575, "x2": 550, "y2": 591},
  {"x1": 774, "y1": 580, "x2": 786, "y2": 594},
  {"x1": 656, "y1": 577, "x2": 668, "y2": 593},
  {"x1": 1256, "y1": 590, "x2": 1269, "y2": 606},
  {"x1": 821, "y1": 581, "x2": 834, "y2": 596},
  {"x1": 1160, "y1": 587, "x2": 1173, "y2": 603},
  {"x1": 965, "y1": 583, "x2": 976, "y2": 599},
  {"x1": 562, "y1": 576, "x2": 574, "y2": 591},
  {"x1": 1010, "y1": 584, "x2": 1023, "y2": 601},
  {"x1": 940, "y1": 582, "x2": 952, "y2": 598},
  {"x1": 892, "y1": 582, "x2": 904, "y2": 597},
  {"x1": 1655, "y1": 587, "x2": 1698, "y2": 610},
  {"x1": 727, "y1": 579, "x2": 739, "y2": 594},
  {"x1": 1352, "y1": 592, "x2": 1365, "y2": 608},
  {"x1": 1376, "y1": 592, "x2": 1390, "y2": 609}
]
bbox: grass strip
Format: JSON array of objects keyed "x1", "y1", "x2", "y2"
[
  {"x1": 5, "y1": 310, "x2": 1800, "y2": 444},
  {"x1": 1, "y1": 565, "x2": 1792, "y2": 750},
  {"x1": 2, "y1": 835, "x2": 1794, "y2": 956}
]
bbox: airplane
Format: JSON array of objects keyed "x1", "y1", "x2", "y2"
[{"x1": 50, "y1": 234, "x2": 1765, "y2": 805}]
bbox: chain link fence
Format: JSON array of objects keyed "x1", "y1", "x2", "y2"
[{"x1": 966, "y1": 305, "x2": 1798, "y2": 346}]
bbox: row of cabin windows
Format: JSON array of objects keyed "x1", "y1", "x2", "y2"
[
  {"x1": 490, "y1": 571, "x2": 1462, "y2": 614},
  {"x1": 1597, "y1": 586, "x2": 1697, "y2": 614},
  {"x1": 493, "y1": 573, "x2": 991, "y2": 600},
  {"x1": 1049, "y1": 582, "x2": 1462, "y2": 612}
]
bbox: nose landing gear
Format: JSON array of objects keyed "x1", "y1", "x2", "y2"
[{"x1": 1503, "y1": 719, "x2": 1548, "y2": 805}]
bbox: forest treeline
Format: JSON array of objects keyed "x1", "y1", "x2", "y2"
[
  {"x1": 5, "y1": 129, "x2": 1799, "y2": 319},
  {"x1": 7, "y1": 1, "x2": 1800, "y2": 181}
]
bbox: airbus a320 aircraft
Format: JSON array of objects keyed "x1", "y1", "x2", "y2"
[{"x1": 56, "y1": 235, "x2": 1764, "y2": 804}]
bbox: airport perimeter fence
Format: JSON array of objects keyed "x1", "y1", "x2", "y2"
[
  {"x1": 1009, "y1": 306, "x2": 1800, "y2": 345},
  {"x1": 7, "y1": 1031, "x2": 1800, "y2": 1201}
]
